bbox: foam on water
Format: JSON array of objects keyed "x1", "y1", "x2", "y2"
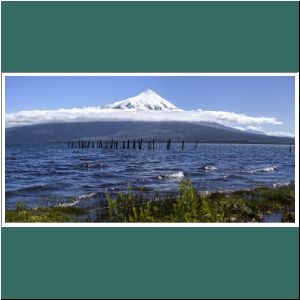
[
  {"x1": 203, "y1": 166, "x2": 218, "y2": 172},
  {"x1": 78, "y1": 192, "x2": 97, "y2": 199},
  {"x1": 158, "y1": 171, "x2": 185, "y2": 180},
  {"x1": 245, "y1": 166, "x2": 278, "y2": 174},
  {"x1": 56, "y1": 200, "x2": 80, "y2": 207},
  {"x1": 272, "y1": 181, "x2": 294, "y2": 188}
]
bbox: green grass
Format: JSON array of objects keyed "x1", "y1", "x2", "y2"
[
  {"x1": 6, "y1": 205, "x2": 86, "y2": 223},
  {"x1": 5, "y1": 179, "x2": 295, "y2": 223}
]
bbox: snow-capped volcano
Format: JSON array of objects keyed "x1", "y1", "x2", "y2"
[{"x1": 102, "y1": 89, "x2": 179, "y2": 111}]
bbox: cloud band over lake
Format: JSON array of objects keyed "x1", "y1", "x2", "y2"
[{"x1": 6, "y1": 107, "x2": 282, "y2": 128}]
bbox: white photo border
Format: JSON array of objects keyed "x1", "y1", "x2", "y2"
[{"x1": 1, "y1": 72, "x2": 299, "y2": 228}]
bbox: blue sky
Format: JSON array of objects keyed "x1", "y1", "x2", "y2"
[{"x1": 5, "y1": 76, "x2": 295, "y2": 135}]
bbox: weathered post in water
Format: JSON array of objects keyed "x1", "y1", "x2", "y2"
[
  {"x1": 195, "y1": 140, "x2": 198, "y2": 150},
  {"x1": 167, "y1": 138, "x2": 171, "y2": 150},
  {"x1": 182, "y1": 140, "x2": 185, "y2": 150},
  {"x1": 133, "y1": 139, "x2": 136, "y2": 149},
  {"x1": 138, "y1": 138, "x2": 143, "y2": 150}
]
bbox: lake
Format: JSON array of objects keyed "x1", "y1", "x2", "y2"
[{"x1": 5, "y1": 143, "x2": 295, "y2": 210}]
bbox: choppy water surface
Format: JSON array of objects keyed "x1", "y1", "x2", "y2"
[{"x1": 5, "y1": 143, "x2": 295, "y2": 210}]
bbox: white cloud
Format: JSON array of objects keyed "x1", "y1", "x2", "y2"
[
  {"x1": 7, "y1": 107, "x2": 294, "y2": 137},
  {"x1": 5, "y1": 106, "x2": 283, "y2": 129},
  {"x1": 232, "y1": 125, "x2": 294, "y2": 138},
  {"x1": 233, "y1": 126, "x2": 246, "y2": 131},
  {"x1": 263, "y1": 130, "x2": 295, "y2": 138},
  {"x1": 246, "y1": 125, "x2": 264, "y2": 131}
]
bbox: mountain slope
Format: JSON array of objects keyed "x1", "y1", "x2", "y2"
[{"x1": 6, "y1": 121, "x2": 294, "y2": 145}]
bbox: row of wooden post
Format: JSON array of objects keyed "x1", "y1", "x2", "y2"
[{"x1": 67, "y1": 139, "x2": 199, "y2": 150}]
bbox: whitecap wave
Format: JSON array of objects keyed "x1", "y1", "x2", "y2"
[
  {"x1": 272, "y1": 181, "x2": 293, "y2": 188},
  {"x1": 105, "y1": 187, "x2": 116, "y2": 192},
  {"x1": 245, "y1": 166, "x2": 278, "y2": 174},
  {"x1": 78, "y1": 192, "x2": 97, "y2": 199},
  {"x1": 158, "y1": 171, "x2": 185, "y2": 180},
  {"x1": 57, "y1": 200, "x2": 80, "y2": 207},
  {"x1": 203, "y1": 166, "x2": 218, "y2": 172}
]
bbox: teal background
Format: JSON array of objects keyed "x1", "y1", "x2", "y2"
[
  {"x1": 1, "y1": 2, "x2": 299, "y2": 299},
  {"x1": 2, "y1": 228, "x2": 299, "y2": 299},
  {"x1": 1, "y1": 1, "x2": 299, "y2": 72}
]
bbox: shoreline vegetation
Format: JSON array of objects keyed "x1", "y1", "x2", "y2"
[{"x1": 5, "y1": 179, "x2": 295, "y2": 223}]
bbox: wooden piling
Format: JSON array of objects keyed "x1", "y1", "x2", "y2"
[
  {"x1": 182, "y1": 140, "x2": 184, "y2": 150},
  {"x1": 138, "y1": 138, "x2": 143, "y2": 150},
  {"x1": 195, "y1": 140, "x2": 198, "y2": 150},
  {"x1": 167, "y1": 138, "x2": 171, "y2": 150}
]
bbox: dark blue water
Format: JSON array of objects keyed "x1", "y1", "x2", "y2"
[{"x1": 5, "y1": 143, "x2": 295, "y2": 210}]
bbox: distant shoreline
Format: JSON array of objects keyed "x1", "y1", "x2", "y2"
[
  {"x1": 5, "y1": 121, "x2": 295, "y2": 145},
  {"x1": 6, "y1": 140, "x2": 296, "y2": 146}
]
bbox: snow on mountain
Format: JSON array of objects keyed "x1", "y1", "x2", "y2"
[{"x1": 102, "y1": 89, "x2": 179, "y2": 111}]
